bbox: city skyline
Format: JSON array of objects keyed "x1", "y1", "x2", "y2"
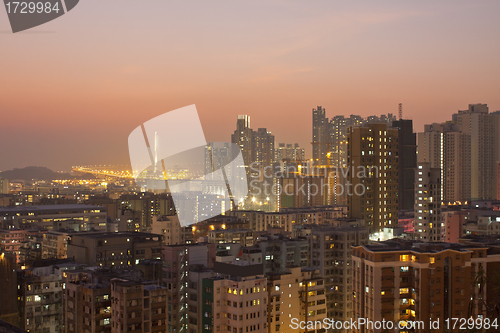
[
  {"x1": 2, "y1": 1, "x2": 500, "y2": 171},
  {"x1": 0, "y1": 103, "x2": 497, "y2": 172},
  {"x1": 3, "y1": 2, "x2": 500, "y2": 333}
]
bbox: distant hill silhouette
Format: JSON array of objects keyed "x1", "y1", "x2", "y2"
[{"x1": 0, "y1": 166, "x2": 95, "y2": 181}]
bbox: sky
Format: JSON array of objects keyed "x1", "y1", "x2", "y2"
[{"x1": 1, "y1": 1, "x2": 500, "y2": 172}]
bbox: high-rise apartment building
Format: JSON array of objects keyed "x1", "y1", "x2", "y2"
[
  {"x1": 352, "y1": 240, "x2": 500, "y2": 333},
  {"x1": 162, "y1": 243, "x2": 216, "y2": 333},
  {"x1": 392, "y1": 119, "x2": 417, "y2": 211},
  {"x1": 414, "y1": 162, "x2": 442, "y2": 241},
  {"x1": 257, "y1": 237, "x2": 310, "y2": 274},
  {"x1": 152, "y1": 215, "x2": 192, "y2": 246},
  {"x1": 314, "y1": 109, "x2": 397, "y2": 168},
  {"x1": 312, "y1": 106, "x2": 330, "y2": 166},
  {"x1": 455, "y1": 104, "x2": 500, "y2": 201},
  {"x1": 275, "y1": 143, "x2": 304, "y2": 165},
  {"x1": 110, "y1": 279, "x2": 167, "y2": 333},
  {"x1": 187, "y1": 265, "x2": 216, "y2": 333},
  {"x1": 17, "y1": 259, "x2": 81, "y2": 333},
  {"x1": 231, "y1": 115, "x2": 254, "y2": 168},
  {"x1": 417, "y1": 123, "x2": 471, "y2": 203},
  {"x1": 347, "y1": 123, "x2": 399, "y2": 232},
  {"x1": 202, "y1": 261, "x2": 267, "y2": 333},
  {"x1": 64, "y1": 268, "x2": 166, "y2": 333},
  {"x1": 310, "y1": 226, "x2": 369, "y2": 329},
  {"x1": 267, "y1": 267, "x2": 327, "y2": 333},
  {"x1": 419, "y1": 104, "x2": 500, "y2": 203},
  {"x1": 253, "y1": 128, "x2": 275, "y2": 168},
  {"x1": 64, "y1": 270, "x2": 113, "y2": 333},
  {"x1": 329, "y1": 115, "x2": 368, "y2": 168},
  {"x1": 120, "y1": 193, "x2": 176, "y2": 229},
  {"x1": 497, "y1": 162, "x2": 500, "y2": 200},
  {"x1": 230, "y1": 115, "x2": 275, "y2": 207}
]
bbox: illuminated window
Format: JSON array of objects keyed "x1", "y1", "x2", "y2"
[
  {"x1": 429, "y1": 257, "x2": 435, "y2": 264},
  {"x1": 400, "y1": 266, "x2": 409, "y2": 272},
  {"x1": 400, "y1": 255, "x2": 410, "y2": 262},
  {"x1": 399, "y1": 288, "x2": 409, "y2": 294},
  {"x1": 381, "y1": 291, "x2": 385, "y2": 296}
]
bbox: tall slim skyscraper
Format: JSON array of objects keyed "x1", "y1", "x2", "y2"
[
  {"x1": 329, "y1": 115, "x2": 350, "y2": 167},
  {"x1": 231, "y1": 115, "x2": 253, "y2": 168},
  {"x1": 231, "y1": 115, "x2": 274, "y2": 170},
  {"x1": 347, "y1": 123, "x2": 399, "y2": 232},
  {"x1": 392, "y1": 119, "x2": 417, "y2": 211},
  {"x1": 414, "y1": 162, "x2": 442, "y2": 241},
  {"x1": 312, "y1": 106, "x2": 330, "y2": 165},
  {"x1": 253, "y1": 128, "x2": 275, "y2": 168}
]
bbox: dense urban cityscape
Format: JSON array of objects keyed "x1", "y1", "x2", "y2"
[{"x1": 1, "y1": 104, "x2": 500, "y2": 333}]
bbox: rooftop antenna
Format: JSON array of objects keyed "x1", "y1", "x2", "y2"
[{"x1": 398, "y1": 103, "x2": 403, "y2": 120}]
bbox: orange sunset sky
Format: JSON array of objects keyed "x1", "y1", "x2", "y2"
[{"x1": 1, "y1": 1, "x2": 500, "y2": 171}]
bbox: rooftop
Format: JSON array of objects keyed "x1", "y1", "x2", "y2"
[
  {"x1": 0, "y1": 204, "x2": 105, "y2": 213},
  {"x1": 356, "y1": 239, "x2": 486, "y2": 254},
  {"x1": 70, "y1": 231, "x2": 162, "y2": 239}
]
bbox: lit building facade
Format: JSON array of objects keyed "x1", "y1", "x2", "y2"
[
  {"x1": 347, "y1": 123, "x2": 399, "y2": 232},
  {"x1": 352, "y1": 240, "x2": 500, "y2": 333},
  {"x1": 67, "y1": 232, "x2": 163, "y2": 269},
  {"x1": 414, "y1": 162, "x2": 442, "y2": 241},
  {"x1": 310, "y1": 226, "x2": 369, "y2": 330},
  {"x1": 202, "y1": 261, "x2": 268, "y2": 333}
]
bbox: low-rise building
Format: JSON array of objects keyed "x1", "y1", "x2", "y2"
[
  {"x1": 0, "y1": 229, "x2": 26, "y2": 264},
  {"x1": 208, "y1": 229, "x2": 255, "y2": 247},
  {"x1": 0, "y1": 204, "x2": 107, "y2": 231},
  {"x1": 67, "y1": 232, "x2": 163, "y2": 269}
]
